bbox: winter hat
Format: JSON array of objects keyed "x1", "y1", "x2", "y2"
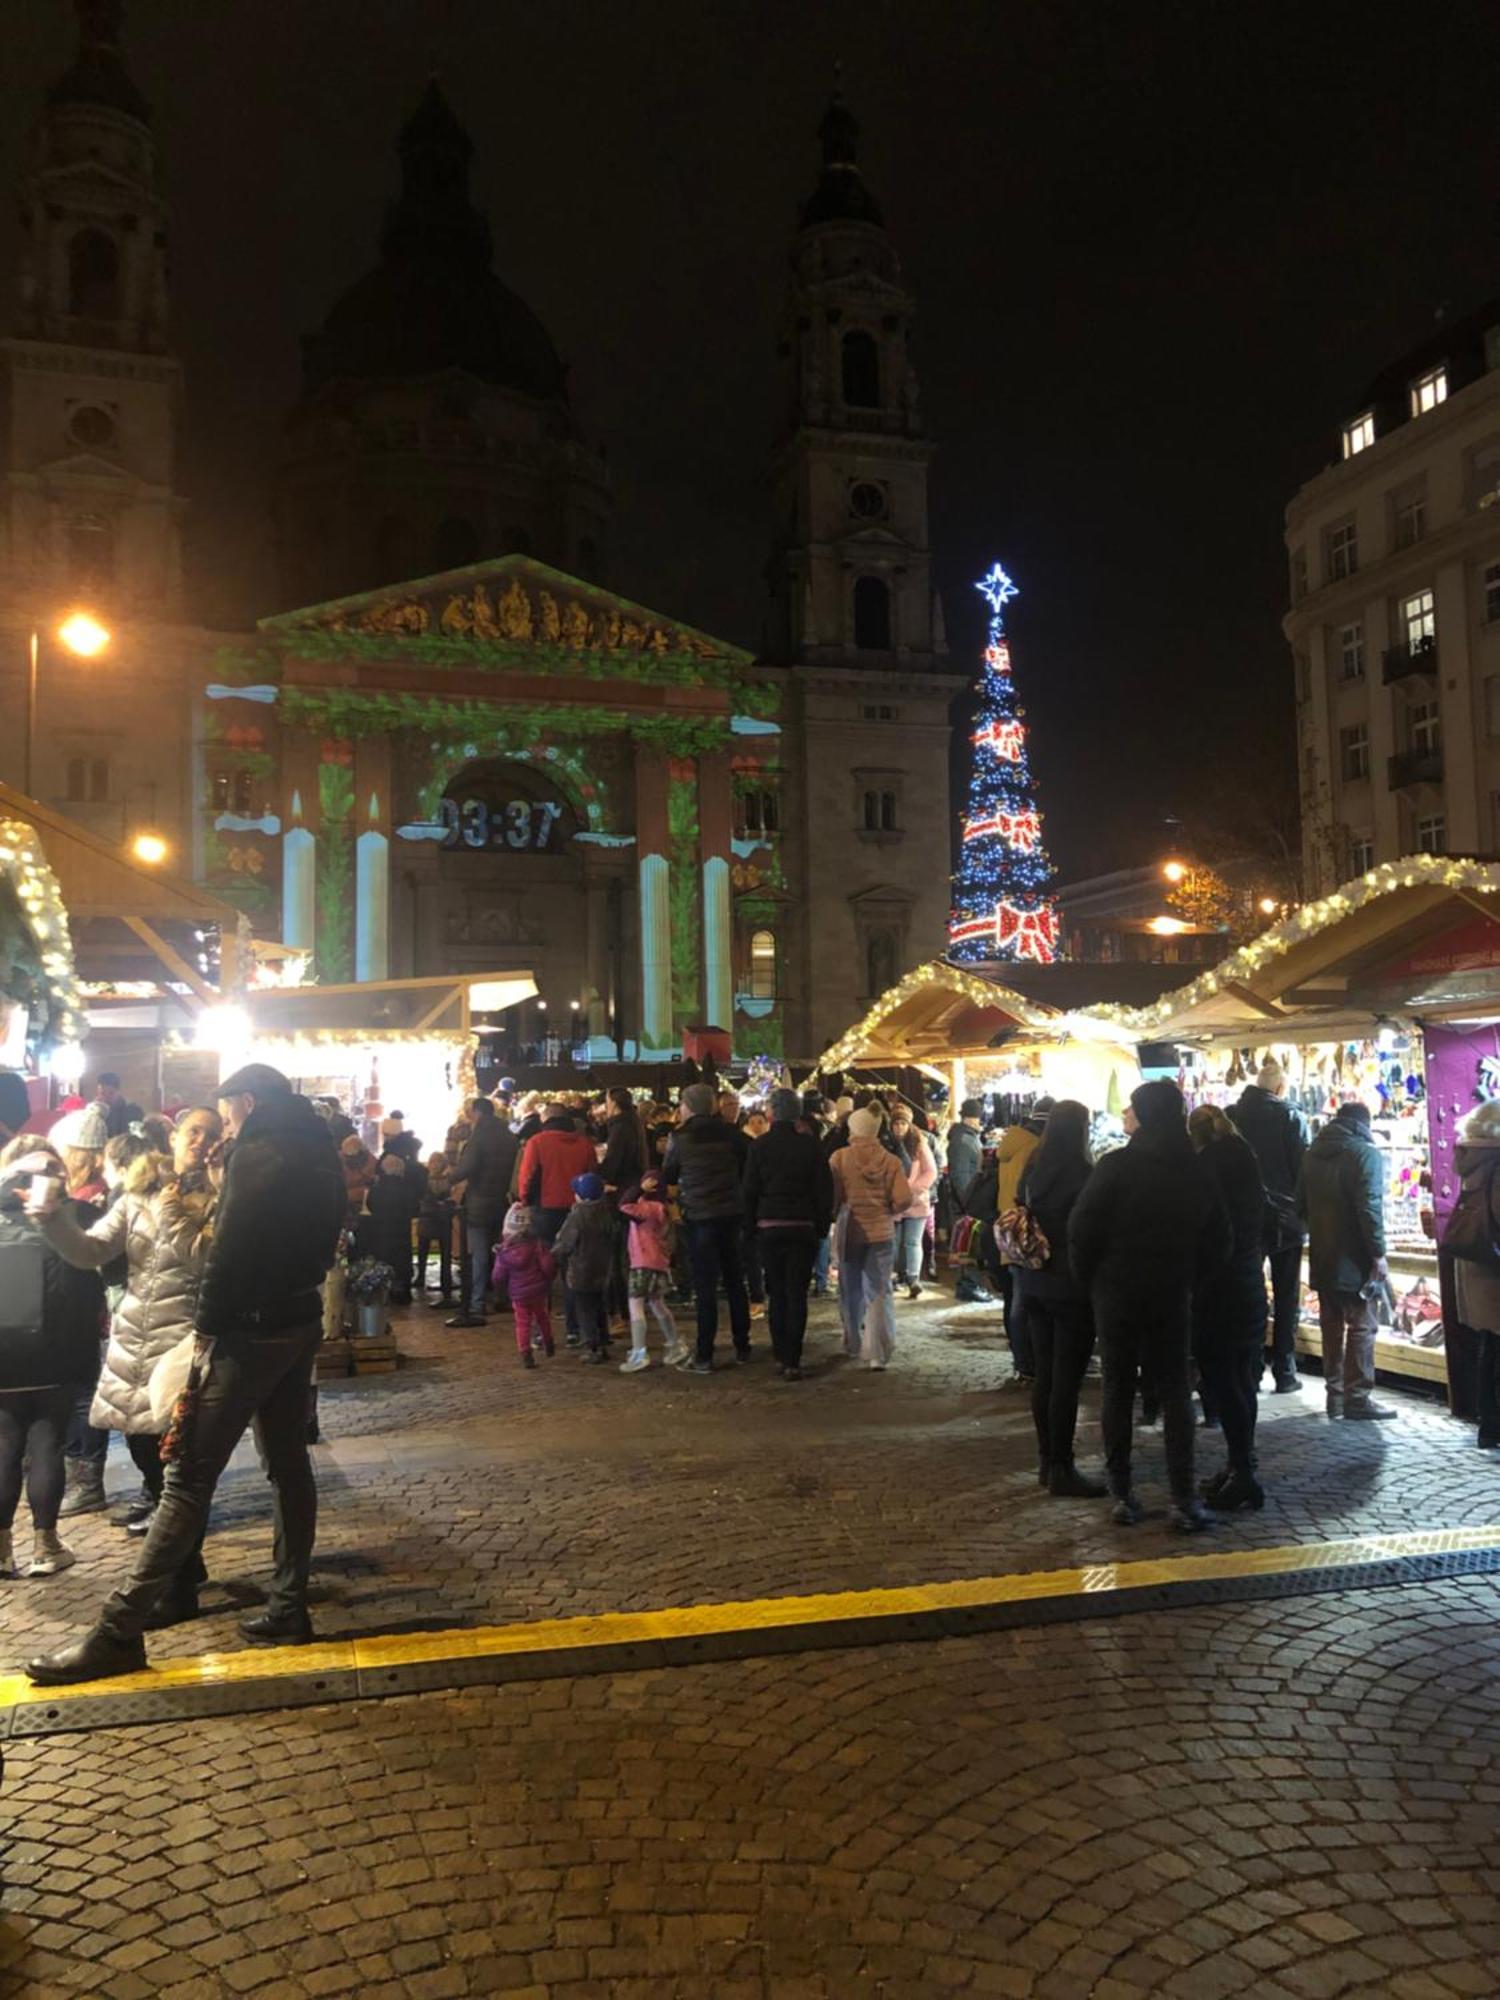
[
  {"x1": 834, "y1": 1095, "x2": 855, "y2": 1120},
  {"x1": 848, "y1": 1108, "x2": 881, "y2": 1140},
  {"x1": 217, "y1": 1062, "x2": 292, "y2": 1102},
  {"x1": 340, "y1": 1134, "x2": 369, "y2": 1160},
  {"x1": 502, "y1": 1202, "x2": 534, "y2": 1239},
  {"x1": 1462, "y1": 1101, "x2": 1500, "y2": 1144},
  {"x1": 50, "y1": 1103, "x2": 110, "y2": 1153},
  {"x1": 379, "y1": 1115, "x2": 404, "y2": 1141},
  {"x1": 1334, "y1": 1100, "x2": 1372, "y2": 1133},
  {"x1": 638, "y1": 1168, "x2": 663, "y2": 1196},
  {"x1": 681, "y1": 1083, "x2": 717, "y2": 1117},
  {"x1": 497, "y1": 1076, "x2": 517, "y2": 1097},
  {"x1": 0, "y1": 1071, "x2": 29, "y2": 1136},
  {"x1": 1129, "y1": 1080, "x2": 1187, "y2": 1132},
  {"x1": 770, "y1": 1088, "x2": 802, "y2": 1123},
  {"x1": 1256, "y1": 1059, "x2": 1286, "y2": 1093},
  {"x1": 572, "y1": 1171, "x2": 605, "y2": 1201}
]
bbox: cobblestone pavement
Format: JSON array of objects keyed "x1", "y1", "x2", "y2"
[
  {"x1": 2, "y1": 1291, "x2": 1494, "y2": 1670},
  {"x1": 4, "y1": 1579, "x2": 1498, "y2": 1998}
]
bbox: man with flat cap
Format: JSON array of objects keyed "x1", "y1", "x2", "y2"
[{"x1": 28, "y1": 1063, "x2": 345, "y2": 1683}]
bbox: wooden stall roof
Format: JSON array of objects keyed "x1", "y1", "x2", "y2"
[
  {"x1": 1089, "y1": 855, "x2": 1500, "y2": 1045},
  {"x1": 0, "y1": 783, "x2": 238, "y2": 926},
  {"x1": 241, "y1": 971, "x2": 537, "y2": 1041}
]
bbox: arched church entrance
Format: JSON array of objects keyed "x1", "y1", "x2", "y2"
[{"x1": 406, "y1": 760, "x2": 592, "y2": 1055}]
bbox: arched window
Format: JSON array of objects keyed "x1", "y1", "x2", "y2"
[
  {"x1": 69, "y1": 229, "x2": 120, "y2": 320},
  {"x1": 748, "y1": 928, "x2": 778, "y2": 1001},
  {"x1": 430, "y1": 516, "x2": 479, "y2": 573},
  {"x1": 841, "y1": 329, "x2": 880, "y2": 408},
  {"x1": 853, "y1": 576, "x2": 891, "y2": 650}
]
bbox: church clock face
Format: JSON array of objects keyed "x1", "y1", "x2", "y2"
[{"x1": 849, "y1": 480, "x2": 887, "y2": 521}]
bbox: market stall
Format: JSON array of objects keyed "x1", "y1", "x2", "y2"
[
  {"x1": 814, "y1": 958, "x2": 1143, "y2": 1121},
  {"x1": 1090, "y1": 854, "x2": 1500, "y2": 1398}
]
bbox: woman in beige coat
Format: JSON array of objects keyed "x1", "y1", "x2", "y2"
[
  {"x1": 830, "y1": 1109, "x2": 911, "y2": 1368},
  {"x1": 1447, "y1": 1100, "x2": 1500, "y2": 1449}
]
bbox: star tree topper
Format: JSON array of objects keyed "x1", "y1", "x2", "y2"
[{"x1": 976, "y1": 564, "x2": 1019, "y2": 616}]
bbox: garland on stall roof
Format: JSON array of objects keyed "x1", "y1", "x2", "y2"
[
  {"x1": 0, "y1": 818, "x2": 87, "y2": 1054},
  {"x1": 1090, "y1": 853, "x2": 1500, "y2": 1034}
]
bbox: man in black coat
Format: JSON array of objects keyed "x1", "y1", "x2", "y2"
[
  {"x1": 665, "y1": 1083, "x2": 751, "y2": 1369},
  {"x1": 743, "y1": 1089, "x2": 835, "y2": 1378},
  {"x1": 28, "y1": 1063, "x2": 345, "y2": 1683},
  {"x1": 446, "y1": 1098, "x2": 521, "y2": 1327},
  {"x1": 1229, "y1": 1058, "x2": 1307, "y2": 1392},
  {"x1": 1069, "y1": 1080, "x2": 1231, "y2": 1530}
]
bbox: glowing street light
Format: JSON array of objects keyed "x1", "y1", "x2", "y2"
[
  {"x1": 1258, "y1": 895, "x2": 1278, "y2": 916},
  {"x1": 131, "y1": 831, "x2": 168, "y2": 866},
  {"x1": 1148, "y1": 915, "x2": 1190, "y2": 936},
  {"x1": 1161, "y1": 858, "x2": 1187, "y2": 883},
  {"x1": 26, "y1": 610, "x2": 112, "y2": 798}
]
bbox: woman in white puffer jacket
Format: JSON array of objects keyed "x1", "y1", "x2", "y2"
[{"x1": 38, "y1": 1107, "x2": 220, "y2": 1622}]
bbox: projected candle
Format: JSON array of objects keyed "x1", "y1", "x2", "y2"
[
  {"x1": 281, "y1": 791, "x2": 315, "y2": 950},
  {"x1": 355, "y1": 792, "x2": 389, "y2": 981}
]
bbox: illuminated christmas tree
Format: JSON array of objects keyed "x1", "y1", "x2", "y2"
[{"x1": 948, "y1": 564, "x2": 1060, "y2": 965}]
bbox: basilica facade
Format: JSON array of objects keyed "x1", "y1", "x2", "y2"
[{"x1": 0, "y1": 4, "x2": 961, "y2": 1062}]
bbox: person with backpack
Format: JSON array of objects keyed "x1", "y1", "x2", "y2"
[
  {"x1": 1298, "y1": 1101, "x2": 1395, "y2": 1421},
  {"x1": 1010, "y1": 1100, "x2": 1105, "y2": 1499},
  {"x1": 1442, "y1": 1100, "x2": 1500, "y2": 1449},
  {"x1": 0, "y1": 1138, "x2": 106, "y2": 1580},
  {"x1": 829, "y1": 1109, "x2": 911, "y2": 1370}
]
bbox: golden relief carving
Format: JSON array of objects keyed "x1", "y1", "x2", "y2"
[
  {"x1": 497, "y1": 578, "x2": 533, "y2": 639},
  {"x1": 537, "y1": 590, "x2": 561, "y2": 643},
  {"x1": 562, "y1": 599, "x2": 591, "y2": 648},
  {"x1": 439, "y1": 593, "x2": 473, "y2": 637},
  {"x1": 362, "y1": 598, "x2": 430, "y2": 635},
  {"x1": 471, "y1": 584, "x2": 501, "y2": 641}
]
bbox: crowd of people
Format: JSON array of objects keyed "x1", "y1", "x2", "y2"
[{"x1": 1, "y1": 1044, "x2": 1493, "y2": 1687}]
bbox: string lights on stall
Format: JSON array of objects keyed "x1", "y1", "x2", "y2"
[
  {"x1": 0, "y1": 816, "x2": 87, "y2": 1060},
  {"x1": 948, "y1": 566, "x2": 1060, "y2": 966}
]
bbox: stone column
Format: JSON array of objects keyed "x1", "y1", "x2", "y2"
[
  {"x1": 698, "y1": 751, "x2": 734, "y2": 1035},
  {"x1": 635, "y1": 748, "x2": 672, "y2": 1056}
]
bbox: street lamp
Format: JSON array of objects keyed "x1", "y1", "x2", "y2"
[
  {"x1": 1161, "y1": 858, "x2": 1187, "y2": 883},
  {"x1": 131, "y1": 831, "x2": 168, "y2": 866},
  {"x1": 26, "y1": 611, "x2": 111, "y2": 798},
  {"x1": 1258, "y1": 895, "x2": 1278, "y2": 916}
]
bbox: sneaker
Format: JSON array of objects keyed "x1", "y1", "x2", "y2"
[
  {"x1": 584, "y1": 1349, "x2": 608, "y2": 1366},
  {"x1": 619, "y1": 1351, "x2": 650, "y2": 1373},
  {"x1": 906, "y1": 1282, "x2": 922, "y2": 1301},
  {"x1": 1111, "y1": 1492, "x2": 1143, "y2": 1526},
  {"x1": 1344, "y1": 1399, "x2": 1397, "y2": 1421},
  {"x1": 444, "y1": 1312, "x2": 485, "y2": 1329},
  {"x1": 779, "y1": 1365, "x2": 802, "y2": 1381},
  {"x1": 663, "y1": 1343, "x2": 688, "y2": 1366},
  {"x1": 1167, "y1": 1498, "x2": 1215, "y2": 1533},
  {"x1": 126, "y1": 1507, "x2": 157, "y2": 1537},
  {"x1": 671, "y1": 1346, "x2": 696, "y2": 1368},
  {"x1": 691, "y1": 1359, "x2": 714, "y2": 1374},
  {"x1": 734, "y1": 1346, "x2": 753, "y2": 1365},
  {"x1": 1326, "y1": 1392, "x2": 1345, "y2": 1420},
  {"x1": 27, "y1": 1534, "x2": 77, "y2": 1578},
  {"x1": 1048, "y1": 1464, "x2": 1107, "y2": 1499},
  {"x1": 565, "y1": 1331, "x2": 583, "y2": 1348},
  {"x1": 749, "y1": 1302, "x2": 767, "y2": 1322},
  {"x1": 1272, "y1": 1373, "x2": 1303, "y2": 1394}
]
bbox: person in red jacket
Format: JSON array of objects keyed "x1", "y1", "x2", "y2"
[{"x1": 517, "y1": 1104, "x2": 599, "y2": 1345}]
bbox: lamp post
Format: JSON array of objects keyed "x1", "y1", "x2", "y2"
[{"x1": 25, "y1": 611, "x2": 111, "y2": 799}]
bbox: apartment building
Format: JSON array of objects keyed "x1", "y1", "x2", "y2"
[{"x1": 1286, "y1": 298, "x2": 1500, "y2": 890}]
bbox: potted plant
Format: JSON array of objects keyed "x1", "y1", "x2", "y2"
[{"x1": 348, "y1": 1256, "x2": 394, "y2": 1338}]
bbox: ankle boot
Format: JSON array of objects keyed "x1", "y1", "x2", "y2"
[
  {"x1": 1049, "y1": 1463, "x2": 1107, "y2": 1499},
  {"x1": 1036, "y1": 1455, "x2": 1052, "y2": 1489},
  {"x1": 1212, "y1": 1471, "x2": 1265, "y2": 1512},
  {"x1": 59, "y1": 1459, "x2": 106, "y2": 1518},
  {"x1": 28, "y1": 1529, "x2": 78, "y2": 1577}
]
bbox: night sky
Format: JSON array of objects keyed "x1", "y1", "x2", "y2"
[{"x1": 5, "y1": 1, "x2": 1499, "y2": 878}]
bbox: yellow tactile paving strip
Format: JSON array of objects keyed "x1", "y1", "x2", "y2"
[{"x1": 5, "y1": 1523, "x2": 1498, "y2": 1727}]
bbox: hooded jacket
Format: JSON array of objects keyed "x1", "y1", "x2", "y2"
[
  {"x1": 945, "y1": 1122, "x2": 983, "y2": 1203},
  {"x1": 40, "y1": 1161, "x2": 215, "y2": 1433},
  {"x1": 829, "y1": 1137, "x2": 911, "y2": 1246},
  {"x1": 1229, "y1": 1084, "x2": 1307, "y2": 1199},
  {"x1": 195, "y1": 1092, "x2": 344, "y2": 1347},
  {"x1": 1298, "y1": 1109, "x2": 1385, "y2": 1294},
  {"x1": 1069, "y1": 1125, "x2": 1230, "y2": 1309},
  {"x1": 618, "y1": 1194, "x2": 673, "y2": 1271},
  {"x1": 995, "y1": 1123, "x2": 1043, "y2": 1215},
  {"x1": 552, "y1": 1198, "x2": 614, "y2": 1290},
  {"x1": 517, "y1": 1117, "x2": 596, "y2": 1212},
  {"x1": 491, "y1": 1233, "x2": 557, "y2": 1305},
  {"x1": 890, "y1": 1128, "x2": 938, "y2": 1222},
  {"x1": 664, "y1": 1114, "x2": 750, "y2": 1221},
  {"x1": 1015, "y1": 1148, "x2": 1092, "y2": 1303}
]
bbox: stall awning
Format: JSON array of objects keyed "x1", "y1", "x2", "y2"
[
  {"x1": 236, "y1": 970, "x2": 537, "y2": 1042},
  {"x1": 1090, "y1": 855, "x2": 1500, "y2": 1045}
]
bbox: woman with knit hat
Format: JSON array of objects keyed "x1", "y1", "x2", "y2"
[
  {"x1": 1069, "y1": 1080, "x2": 1231, "y2": 1530},
  {"x1": 829, "y1": 1108, "x2": 911, "y2": 1368}
]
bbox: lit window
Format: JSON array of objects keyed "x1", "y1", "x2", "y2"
[
  {"x1": 1339, "y1": 623, "x2": 1365, "y2": 681},
  {"x1": 1393, "y1": 491, "x2": 1426, "y2": 549},
  {"x1": 1409, "y1": 699, "x2": 1441, "y2": 755},
  {"x1": 1342, "y1": 412, "x2": 1375, "y2": 457},
  {"x1": 748, "y1": 928, "x2": 777, "y2": 1001},
  {"x1": 1350, "y1": 835, "x2": 1374, "y2": 875},
  {"x1": 736, "y1": 789, "x2": 779, "y2": 839},
  {"x1": 1402, "y1": 588, "x2": 1436, "y2": 654},
  {"x1": 1410, "y1": 367, "x2": 1448, "y2": 416},
  {"x1": 1326, "y1": 518, "x2": 1358, "y2": 581},
  {"x1": 1415, "y1": 813, "x2": 1446, "y2": 854},
  {"x1": 1485, "y1": 560, "x2": 1500, "y2": 625},
  {"x1": 1340, "y1": 725, "x2": 1370, "y2": 782}
]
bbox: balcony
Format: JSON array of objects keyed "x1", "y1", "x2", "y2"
[
  {"x1": 1382, "y1": 636, "x2": 1438, "y2": 684},
  {"x1": 1388, "y1": 747, "x2": 1444, "y2": 791}
]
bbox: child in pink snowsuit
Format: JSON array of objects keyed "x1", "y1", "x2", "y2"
[
  {"x1": 616, "y1": 1171, "x2": 686, "y2": 1372},
  {"x1": 492, "y1": 1204, "x2": 557, "y2": 1369}
]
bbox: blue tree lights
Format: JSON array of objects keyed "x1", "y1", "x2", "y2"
[{"x1": 948, "y1": 564, "x2": 1060, "y2": 965}]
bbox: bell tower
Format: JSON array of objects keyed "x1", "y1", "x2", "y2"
[
  {"x1": 767, "y1": 89, "x2": 943, "y2": 670},
  {"x1": 0, "y1": 0, "x2": 185, "y2": 620}
]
